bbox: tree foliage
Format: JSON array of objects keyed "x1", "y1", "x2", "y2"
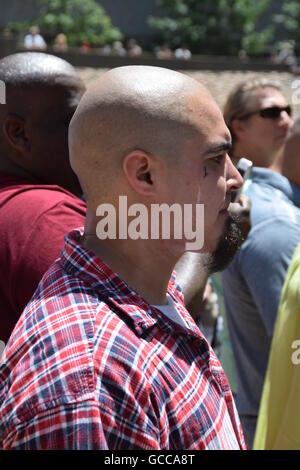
[
  {"x1": 274, "y1": 1, "x2": 300, "y2": 54},
  {"x1": 149, "y1": 0, "x2": 273, "y2": 56},
  {"x1": 9, "y1": 0, "x2": 122, "y2": 46}
]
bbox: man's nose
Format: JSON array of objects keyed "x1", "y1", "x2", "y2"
[
  {"x1": 279, "y1": 109, "x2": 293, "y2": 128},
  {"x1": 225, "y1": 155, "x2": 243, "y2": 192}
]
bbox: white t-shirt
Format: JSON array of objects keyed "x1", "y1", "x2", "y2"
[
  {"x1": 153, "y1": 294, "x2": 188, "y2": 329},
  {"x1": 24, "y1": 34, "x2": 47, "y2": 50}
]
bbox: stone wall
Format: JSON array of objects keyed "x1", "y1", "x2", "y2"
[{"x1": 77, "y1": 67, "x2": 298, "y2": 114}]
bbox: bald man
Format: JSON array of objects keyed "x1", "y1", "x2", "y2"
[
  {"x1": 0, "y1": 53, "x2": 86, "y2": 345},
  {"x1": 0, "y1": 66, "x2": 245, "y2": 450}
]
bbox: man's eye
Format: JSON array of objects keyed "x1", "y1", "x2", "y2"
[
  {"x1": 211, "y1": 155, "x2": 224, "y2": 165},
  {"x1": 203, "y1": 154, "x2": 225, "y2": 176}
]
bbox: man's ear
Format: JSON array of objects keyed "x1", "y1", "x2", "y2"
[
  {"x1": 122, "y1": 150, "x2": 157, "y2": 196},
  {"x1": 2, "y1": 114, "x2": 31, "y2": 153},
  {"x1": 230, "y1": 118, "x2": 247, "y2": 140}
]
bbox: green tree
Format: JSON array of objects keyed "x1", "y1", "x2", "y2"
[
  {"x1": 274, "y1": 1, "x2": 300, "y2": 54},
  {"x1": 9, "y1": 0, "x2": 122, "y2": 47},
  {"x1": 149, "y1": 0, "x2": 273, "y2": 56}
]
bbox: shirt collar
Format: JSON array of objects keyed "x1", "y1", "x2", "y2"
[
  {"x1": 61, "y1": 228, "x2": 202, "y2": 339},
  {"x1": 251, "y1": 167, "x2": 300, "y2": 207}
]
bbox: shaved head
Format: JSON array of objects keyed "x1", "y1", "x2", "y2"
[
  {"x1": 71, "y1": 66, "x2": 241, "y2": 269},
  {"x1": 0, "y1": 52, "x2": 84, "y2": 123},
  {"x1": 0, "y1": 52, "x2": 80, "y2": 89},
  {"x1": 0, "y1": 52, "x2": 85, "y2": 195},
  {"x1": 69, "y1": 66, "x2": 216, "y2": 202}
]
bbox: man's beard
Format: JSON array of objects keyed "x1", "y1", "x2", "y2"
[{"x1": 203, "y1": 215, "x2": 242, "y2": 274}]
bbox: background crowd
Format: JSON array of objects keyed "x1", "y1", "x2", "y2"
[
  {"x1": 0, "y1": 0, "x2": 300, "y2": 453},
  {"x1": 3, "y1": 0, "x2": 300, "y2": 71}
]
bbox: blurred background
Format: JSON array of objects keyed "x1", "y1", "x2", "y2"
[{"x1": 1, "y1": 0, "x2": 300, "y2": 110}]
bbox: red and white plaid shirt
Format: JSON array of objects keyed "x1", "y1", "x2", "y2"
[{"x1": 0, "y1": 228, "x2": 246, "y2": 450}]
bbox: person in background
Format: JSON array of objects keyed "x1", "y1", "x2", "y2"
[
  {"x1": 222, "y1": 78, "x2": 296, "y2": 448},
  {"x1": 98, "y1": 44, "x2": 112, "y2": 56},
  {"x1": 127, "y1": 38, "x2": 142, "y2": 57},
  {"x1": 80, "y1": 40, "x2": 91, "y2": 54},
  {"x1": 174, "y1": 46, "x2": 192, "y2": 60},
  {"x1": 24, "y1": 26, "x2": 47, "y2": 51},
  {"x1": 254, "y1": 240, "x2": 300, "y2": 450},
  {"x1": 0, "y1": 66, "x2": 245, "y2": 450},
  {"x1": 156, "y1": 45, "x2": 173, "y2": 60},
  {"x1": 271, "y1": 40, "x2": 300, "y2": 75},
  {"x1": 53, "y1": 33, "x2": 68, "y2": 52},
  {"x1": 224, "y1": 78, "x2": 292, "y2": 168},
  {"x1": 254, "y1": 119, "x2": 300, "y2": 450},
  {"x1": 111, "y1": 41, "x2": 126, "y2": 57},
  {"x1": 0, "y1": 52, "x2": 86, "y2": 346}
]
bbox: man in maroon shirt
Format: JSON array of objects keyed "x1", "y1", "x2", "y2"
[{"x1": 0, "y1": 52, "x2": 86, "y2": 345}]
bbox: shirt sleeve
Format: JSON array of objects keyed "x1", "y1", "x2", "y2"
[
  {"x1": 24, "y1": 35, "x2": 31, "y2": 48},
  {"x1": 3, "y1": 348, "x2": 161, "y2": 450},
  {"x1": 36, "y1": 35, "x2": 47, "y2": 49},
  {"x1": 3, "y1": 400, "x2": 160, "y2": 450},
  {"x1": 239, "y1": 217, "x2": 300, "y2": 336}
]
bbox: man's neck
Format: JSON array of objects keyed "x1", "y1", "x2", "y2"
[
  {"x1": 82, "y1": 228, "x2": 180, "y2": 306},
  {"x1": 268, "y1": 148, "x2": 284, "y2": 174},
  {"x1": 0, "y1": 156, "x2": 38, "y2": 183},
  {"x1": 233, "y1": 144, "x2": 282, "y2": 173}
]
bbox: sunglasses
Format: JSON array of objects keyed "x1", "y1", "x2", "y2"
[{"x1": 237, "y1": 105, "x2": 292, "y2": 121}]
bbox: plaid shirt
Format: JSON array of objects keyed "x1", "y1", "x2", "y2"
[{"x1": 0, "y1": 229, "x2": 246, "y2": 450}]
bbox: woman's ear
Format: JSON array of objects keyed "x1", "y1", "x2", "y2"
[
  {"x1": 3, "y1": 114, "x2": 30, "y2": 154},
  {"x1": 122, "y1": 150, "x2": 156, "y2": 196}
]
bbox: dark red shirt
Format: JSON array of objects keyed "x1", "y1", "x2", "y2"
[{"x1": 0, "y1": 172, "x2": 86, "y2": 344}]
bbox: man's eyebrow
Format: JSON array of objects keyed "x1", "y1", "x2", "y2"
[{"x1": 204, "y1": 141, "x2": 232, "y2": 156}]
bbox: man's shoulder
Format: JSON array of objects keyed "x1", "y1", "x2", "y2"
[
  {"x1": 246, "y1": 171, "x2": 300, "y2": 219},
  {"x1": 0, "y1": 180, "x2": 85, "y2": 244},
  {"x1": 0, "y1": 264, "x2": 151, "y2": 431},
  {"x1": 223, "y1": 202, "x2": 300, "y2": 280},
  {"x1": 0, "y1": 179, "x2": 85, "y2": 325},
  {"x1": 0, "y1": 180, "x2": 85, "y2": 273},
  {"x1": 244, "y1": 179, "x2": 300, "y2": 238},
  {"x1": 8, "y1": 259, "x2": 149, "y2": 380},
  {"x1": 1, "y1": 265, "x2": 105, "y2": 411},
  {"x1": 0, "y1": 278, "x2": 96, "y2": 440},
  {"x1": 0, "y1": 179, "x2": 85, "y2": 212},
  {"x1": 0, "y1": 176, "x2": 85, "y2": 227},
  {"x1": 244, "y1": 209, "x2": 300, "y2": 255}
]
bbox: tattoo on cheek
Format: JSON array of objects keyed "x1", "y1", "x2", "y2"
[{"x1": 203, "y1": 166, "x2": 208, "y2": 177}]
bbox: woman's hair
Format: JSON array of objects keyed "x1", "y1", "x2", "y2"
[{"x1": 223, "y1": 78, "x2": 282, "y2": 152}]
